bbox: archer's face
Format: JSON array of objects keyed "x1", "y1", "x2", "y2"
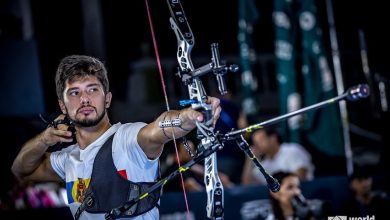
[{"x1": 59, "y1": 75, "x2": 111, "y2": 127}]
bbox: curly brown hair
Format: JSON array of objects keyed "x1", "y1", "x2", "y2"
[{"x1": 55, "y1": 55, "x2": 109, "y2": 100}]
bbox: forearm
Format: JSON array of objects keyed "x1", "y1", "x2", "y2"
[
  {"x1": 138, "y1": 96, "x2": 221, "y2": 159},
  {"x1": 158, "y1": 109, "x2": 196, "y2": 142},
  {"x1": 11, "y1": 132, "x2": 50, "y2": 180},
  {"x1": 138, "y1": 108, "x2": 197, "y2": 159}
]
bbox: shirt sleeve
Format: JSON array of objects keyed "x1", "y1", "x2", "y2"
[
  {"x1": 285, "y1": 143, "x2": 313, "y2": 172},
  {"x1": 114, "y1": 122, "x2": 160, "y2": 168},
  {"x1": 50, "y1": 148, "x2": 72, "y2": 180}
]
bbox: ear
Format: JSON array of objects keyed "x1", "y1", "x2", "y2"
[
  {"x1": 58, "y1": 100, "x2": 66, "y2": 114},
  {"x1": 105, "y1": 92, "x2": 112, "y2": 108}
]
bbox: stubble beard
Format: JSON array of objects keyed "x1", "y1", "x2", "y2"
[{"x1": 66, "y1": 107, "x2": 106, "y2": 127}]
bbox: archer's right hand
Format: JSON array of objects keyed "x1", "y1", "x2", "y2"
[{"x1": 39, "y1": 114, "x2": 74, "y2": 147}]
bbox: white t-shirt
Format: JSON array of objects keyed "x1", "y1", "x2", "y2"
[
  {"x1": 252, "y1": 143, "x2": 315, "y2": 183},
  {"x1": 50, "y1": 122, "x2": 160, "y2": 220}
]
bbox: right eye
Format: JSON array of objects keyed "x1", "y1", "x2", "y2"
[{"x1": 69, "y1": 91, "x2": 79, "y2": 96}]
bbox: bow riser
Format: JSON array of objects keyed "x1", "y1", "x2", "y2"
[{"x1": 167, "y1": 0, "x2": 225, "y2": 219}]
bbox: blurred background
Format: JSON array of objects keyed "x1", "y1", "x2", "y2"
[{"x1": 1, "y1": 0, "x2": 389, "y2": 219}]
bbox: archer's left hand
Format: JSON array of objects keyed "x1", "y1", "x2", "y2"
[{"x1": 181, "y1": 96, "x2": 221, "y2": 129}]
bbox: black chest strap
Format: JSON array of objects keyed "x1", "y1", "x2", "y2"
[{"x1": 74, "y1": 133, "x2": 161, "y2": 220}]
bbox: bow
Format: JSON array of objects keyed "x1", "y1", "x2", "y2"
[
  {"x1": 105, "y1": 0, "x2": 237, "y2": 219},
  {"x1": 103, "y1": 1, "x2": 371, "y2": 219},
  {"x1": 166, "y1": 1, "x2": 239, "y2": 218}
]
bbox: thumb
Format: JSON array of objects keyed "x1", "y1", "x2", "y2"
[{"x1": 188, "y1": 109, "x2": 203, "y2": 122}]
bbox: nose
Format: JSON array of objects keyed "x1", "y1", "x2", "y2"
[{"x1": 80, "y1": 92, "x2": 91, "y2": 105}]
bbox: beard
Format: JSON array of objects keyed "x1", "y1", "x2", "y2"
[{"x1": 66, "y1": 106, "x2": 106, "y2": 127}]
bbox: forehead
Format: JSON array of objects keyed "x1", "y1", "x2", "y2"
[{"x1": 65, "y1": 75, "x2": 101, "y2": 88}]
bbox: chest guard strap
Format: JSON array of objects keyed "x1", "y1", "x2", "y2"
[{"x1": 74, "y1": 133, "x2": 161, "y2": 220}]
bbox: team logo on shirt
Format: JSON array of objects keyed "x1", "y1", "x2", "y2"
[
  {"x1": 76, "y1": 178, "x2": 88, "y2": 202},
  {"x1": 66, "y1": 178, "x2": 91, "y2": 203},
  {"x1": 65, "y1": 170, "x2": 127, "y2": 204}
]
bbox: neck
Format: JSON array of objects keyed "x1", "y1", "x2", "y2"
[{"x1": 75, "y1": 115, "x2": 112, "y2": 149}]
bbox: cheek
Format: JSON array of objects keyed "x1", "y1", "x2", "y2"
[
  {"x1": 62, "y1": 101, "x2": 80, "y2": 114},
  {"x1": 280, "y1": 193, "x2": 292, "y2": 203},
  {"x1": 275, "y1": 189, "x2": 293, "y2": 202},
  {"x1": 64, "y1": 106, "x2": 76, "y2": 116},
  {"x1": 97, "y1": 98, "x2": 107, "y2": 109},
  {"x1": 64, "y1": 96, "x2": 79, "y2": 106},
  {"x1": 286, "y1": 191, "x2": 295, "y2": 200}
]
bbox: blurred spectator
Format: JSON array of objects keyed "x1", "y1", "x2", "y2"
[
  {"x1": 266, "y1": 171, "x2": 331, "y2": 220},
  {"x1": 266, "y1": 171, "x2": 302, "y2": 220},
  {"x1": 340, "y1": 167, "x2": 390, "y2": 219},
  {"x1": 161, "y1": 139, "x2": 204, "y2": 192},
  {"x1": 0, "y1": 182, "x2": 67, "y2": 211},
  {"x1": 241, "y1": 127, "x2": 314, "y2": 185}
]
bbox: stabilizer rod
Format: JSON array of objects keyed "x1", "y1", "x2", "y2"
[{"x1": 225, "y1": 84, "x2": 369, "y2": 139}]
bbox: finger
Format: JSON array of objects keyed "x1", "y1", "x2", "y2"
[
  {"x1": 52, "y1": 129, "x2": 73, "y2": 138},
  {"x1": 55, "y1": 114, "x2": 66, "y2": 121},
  {"x1": 41, "y1": 128, "x2": 73, "y2": 147},
  {"x1": 57, "y1": 123, "x2": 70, "y2": 131},
  {"x1": 53, "y1": 130, "x2": 74, "y2": 144},
  {"x1": 181, "y1": 107, "x2": 200, "y2": 122},
  {"x1": 58, "y1": 136, "x2": 74, "y2": 143},
  {"x1": 213, "y1": 105, "x2": 222, "y2": 127},
  {"x1": 191, "y1": 109, "x2": 204, "y2": 122},
  {"x1": 209, "y1": 97, "x2": 221, "y2": 117},
  {"x1": 207, "y1": 97, "x2": 220, "y2": 109}
]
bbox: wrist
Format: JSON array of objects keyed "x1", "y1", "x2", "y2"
[
  {"x1": 160, "y1": 110, "x2": 193, "y2": 141},
  {"x1": 37, "y1": 132, "x2": 50, "y2": 149}
]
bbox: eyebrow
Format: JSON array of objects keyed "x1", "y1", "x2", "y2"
[
  {"x1": 86, "y1": 83, "x2": 101, "y2": 88},
  {"x1": 67, "y1": 83, "x2": 101, "y2": 90}
]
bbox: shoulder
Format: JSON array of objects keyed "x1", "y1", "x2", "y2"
[
  {"x1": 116, "y1": 122, "x2": 147, "y2": 134},
  {"x1": 278, "y1": 143, "x2": 312, "y2": 164},
  {"x1": 281, "y1": 143, "x2": 309, "y2": 153},
  {"x1": 112, "y1": 122, "x2": 148, "y2": 157},
  {"x1": 281, "y1": 142, "x2": 304, "y2": 148},
  {"x1": 50, "y1": 144, "x2": 78, "y2": 157},
  {"x1": 111, "y1": 122, "x2": 146, "y2": 141}
]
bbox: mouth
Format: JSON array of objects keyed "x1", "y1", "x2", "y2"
[{"x1": 78, "y1": 106, "x2": 95, "y2": 115}]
